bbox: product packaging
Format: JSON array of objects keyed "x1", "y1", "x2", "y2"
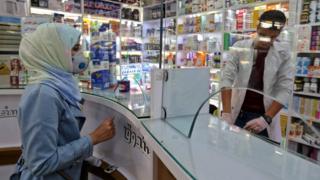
[{"x1": 91, "y1": 60, "x2": 110, "y2": 90}]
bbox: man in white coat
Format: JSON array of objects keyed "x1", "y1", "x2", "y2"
[{"x1": 221, "y1": 10, "x2": 294, "y2": 143}]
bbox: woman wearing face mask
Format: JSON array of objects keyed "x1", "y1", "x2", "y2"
[
  {"x1": 220, "y1": 10, "x2": 294, "y2": 143},
  {"x1": 11, "y1": 23, "x2": 115, "y2": 180}
]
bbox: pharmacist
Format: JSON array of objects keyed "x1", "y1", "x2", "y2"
[{"x1": 220, "y1": 10, "x2": 294, "y2": 143}]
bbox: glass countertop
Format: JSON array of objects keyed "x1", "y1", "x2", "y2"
[
  {"x1": 142, "y1": 114, "x2": 320, "y2": 180},
  {"x1": 80, "y1": 88, "x2": 151, "y2": 119},
  {"x1": 0, "y1": 85, "x2": 150, "y2": 119}
]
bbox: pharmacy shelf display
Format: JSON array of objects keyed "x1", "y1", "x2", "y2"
[
  {"x1": 0, "y1": 16, "x2": 29, "y2": 88},
  {"x1": 289, "y1": 0, "x2": 320, "y2": 163}
]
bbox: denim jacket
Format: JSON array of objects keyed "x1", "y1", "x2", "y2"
[{"x1": 14, "y1": 84, "x2": 93, "y2": 180}]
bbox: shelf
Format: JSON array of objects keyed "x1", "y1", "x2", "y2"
[
  {"x1": 0, "y1": 47, "x2": 19, "y2": 52},
  {"x1": 177, "y1": 50, "x2": 207, "y2": 53},
  {"x1": 84, "y1": 14, "x2": 120, "y2": 22},
  {"x1": 120, "y1": 37, "x2": 142, "y2": 43},
  {"x1": 297, "y1": 22, "x2": 320, "y2": 27},
  {"x1": 143, "y1": 16, "x2": 176, "y2": 23},
  {"x1": 120, "y1": 36, "x2": 142, "y2": 40},
  {"x1": 228, "y1": 0, "x2": 289, "y2": 10},
  {"x1": 292, "y1": 112, "x2": 320, "y2": 124},
  {"x1": 294, "y1": 92, "x2": 320, "y2": 98},
  {"x1": 162, "y1": 34, "x2": 176, "y2": 39},
  {"x1": 121, "y1": 2, "x2": 141, "y2": 8},
  {"x1": 296, "y1": 74, "x2": 320, "y2": 79},
  {"x1": 121, "y1": 51, "x2": 142, "y2": 55},
  {"x1": 144, "y1": 49, "x2": 160, "y2": 51},
  {"x1": 121, "y1": 19, "x2": 142, "y2": 24},
  {"x1": 143, "y1": 0, "x2": 176, "y2": 8},
  {"x1": 30, "y1": 7, "x2": 82, "y2": 17},
  {"x1": 297, "y1": 50, "x2": 320, "y2": 54},
  {"x1": 177, "y1": 32, "x2": 201, "y2": 36},
  {"x1": 177, "y1": 31, "x2": 223, "y2": 36},
  {"x1": 178, "y1": 8, "x2": 224, "y2": 18},
  {"x1": 289, "y1": 137, "x2": 320, "y2": 150},
  {"x1": 228, "y1": 28, "x2": 256, "y2": 33}
]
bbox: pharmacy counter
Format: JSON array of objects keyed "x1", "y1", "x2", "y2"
[{"x1": 1, "y1": 87, "x2": 320, "y2": 180}]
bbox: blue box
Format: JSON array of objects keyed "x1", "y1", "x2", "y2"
[{"x1": 91, "y1": 69, "x2": 110, "y2": 90}]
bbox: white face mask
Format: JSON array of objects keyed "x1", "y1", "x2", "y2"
[{"x1": 72, "y1": 50, "x2": 89, "y2": 74}]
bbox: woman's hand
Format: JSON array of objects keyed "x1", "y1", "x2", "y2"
[{"x1": 89, "y1": 117, "x2": 115, "y2": 145}]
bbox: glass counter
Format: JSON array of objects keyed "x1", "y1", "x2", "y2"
[
  {"x1": 142, "y1": 114, "x2": 320, "y2": 180},
  {"x1": 79, "y1": 88, "x2": 150, "y2": 119},
  {"x1": 0, "y1": 85, "x2": 150, "y2": 119}
]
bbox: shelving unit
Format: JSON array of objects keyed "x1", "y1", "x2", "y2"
[
  {"x1": 227, "y1": 0, "x2": 289, "y2": 9},
  {"x1": 0, "y1": 16, "x2": 26, "y2": 87},
  {"x1": 288, "y1": 0, "x2": 320, "y2": 163},
  {"x1": 289, "y1": 136, "x2": 320, "y2": 150},
  {"x1": 296, "y1": 74, "x2": 320, "y2": 78},
  {"x1": 294, "y1": 91, "x2": 320, "y2": 98},
  {"x1": 292, "y1": 112, "x2": 320, "y2": 124}
]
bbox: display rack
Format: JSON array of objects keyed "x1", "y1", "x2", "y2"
[
  {"x1": 288, "y1": 0, "x2": 320, "y2": 163},
  {"x1": 0, "y1": 16, "x2": 28, "y2": 87}
]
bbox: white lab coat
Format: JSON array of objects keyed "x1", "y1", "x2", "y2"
[{"x1": 220, "y1": 39, "x2": 294, "y2": 142}]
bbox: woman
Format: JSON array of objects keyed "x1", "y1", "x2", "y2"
[{"x1": 12, "y1": 23, "x2": 115, "y2": 179}]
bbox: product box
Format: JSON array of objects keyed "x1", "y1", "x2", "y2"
[
  {"x1": 90, "y1": 60, "x2": 110, "y2": 90},
  {"x1": 293, "y1": 96, "x2": 300, "y2": 113},
  {"x1": 304, "y1": 98, "x2": 311, "y2": 117},
  {"x1": 300, "y1": 97, "x2": 305, "y2": 114},
  {"x1": 0, "y1": 58, "x2": 11, "y2": 86},
  {"x1": 312, "y1": 99, "x2": 318, "y2": 118}
]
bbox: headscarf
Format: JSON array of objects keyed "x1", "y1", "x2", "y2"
[{"x1": 19, "y1": 23, "x2": 82, "y2": 107}]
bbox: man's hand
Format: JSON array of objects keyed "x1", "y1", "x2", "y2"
[{"x1": 244, "y1": 117, "x2": 268, "y2": 133}]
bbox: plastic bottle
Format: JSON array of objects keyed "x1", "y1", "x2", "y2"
[
  {"x1": 303, "y1": 78, "x2": 310, "y2": 92},
  {"x1": 310, "y1": 78, "x2": 318, "y2": 93}
]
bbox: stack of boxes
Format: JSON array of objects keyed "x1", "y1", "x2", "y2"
[
  {"x1": 84, "y1": 0, "x2": 121, "y2": 18},
  {"x1": 300, "y1": 0, "x2": 320, "y2": 24},
  {"x1": 90, "y1": 23, "x2": 117, "y2": 89},
  {"x1": 179, "y1": 0, "x2": 224, "y2": 15},
  {"x1": 177, "y1": 16, "x2": 202, "y2": 34},
  {"x1": 310, "y1": 26, "x2": 320, "y2": 51},
  {"x1": 293, "y1": 96, "x2": 320, "y2": 121},
  {"x1": 297, "y1": 26, "x2": 311, "y2": 52}
]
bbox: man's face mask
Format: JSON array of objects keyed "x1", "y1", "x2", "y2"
[{"x1": 72, "y1": 50, "x2": 89, "y2": 74}]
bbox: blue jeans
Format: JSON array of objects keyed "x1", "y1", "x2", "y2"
[{"x1": 235, "y1": 111, "x2": 269, "y2": 138}]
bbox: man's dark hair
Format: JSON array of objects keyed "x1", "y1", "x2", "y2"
[{"x1": 259, "y1": 10, "x2": 287, "y2": 24}]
